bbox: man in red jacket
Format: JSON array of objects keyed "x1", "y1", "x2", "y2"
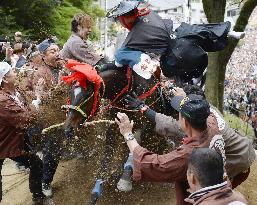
[
  {"x1": 116, "y1": 94, "x2": 222, "y2": 204},
  {"x1": 0, "y1": 62, "x2": 48, "y2": 204},
  {"x1": 185, "y1": 148, "x2": 247, "y2": 205}
]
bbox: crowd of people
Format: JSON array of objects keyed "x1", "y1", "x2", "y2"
[
  {"x1": 0, "y1": 1, "x2": 256, "y2": 204},
  {"x1": 0, "y1": 13, "x2": 104, "y2": 205},
  {"x1": 224, "y1": 26, "x2": 257, "y2": 138}
]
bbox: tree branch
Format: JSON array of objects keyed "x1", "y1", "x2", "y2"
[
  {"x1": 222, "y1": 0, "x2": 256, "y2": 65},
  {"x1": 234, "y1": 0, "x2": 257, "y2": 31}
]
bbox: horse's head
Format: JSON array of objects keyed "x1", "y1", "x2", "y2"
[
  {"x1": 62, "y1": 60, "x2": 104, "y2": 139},
  {"x1": 63, "y1": 81, "x2": 95, "y2": 139}
]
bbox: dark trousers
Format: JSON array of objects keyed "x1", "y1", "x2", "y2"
[
  {"x1": 42, "y1": 137, "x2": 61, "y2": 185},
  {"x1": 0, "y1": 154, "x2": 43, "y2": 202},
  {"x1": 27, "y1": 124, "x2": 62, "y2": 186}
]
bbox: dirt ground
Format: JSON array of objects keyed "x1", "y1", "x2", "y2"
[{"x1": 1, "y1": 151, "x2": 257, "y2": 205}]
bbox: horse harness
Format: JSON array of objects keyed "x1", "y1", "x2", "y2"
[
  {"x1": 99, "y1": 67, "x2": 161, "y2": 113},
  {"x1": 63, "y1": 67, "x2": 161, "y2": 121},
  {"x1": 61, "y1": 91, "x2": 95, "y2": 119}
]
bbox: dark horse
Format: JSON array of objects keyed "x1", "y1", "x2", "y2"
[{"x1": 63, "y1": 67, "x2": 175, "y2": 205}]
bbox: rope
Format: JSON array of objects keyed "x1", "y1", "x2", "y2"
[
  {"x1": 83, "y1": 120, "x2": 115, "y2": 127},
  {"x1": 2, "y1": 172, "x2": 27, "y2": 177},
  {"x1": 2, "y1": 175, "x2": 29, "y2": 196},
  {"x1": 138, "y1": 82, "x2": 160, "y2": 100},
  {"x1": 42, "y1": 122, "x2": 64, "y2": 134},
  {"x1": 42, "y1": 120, "x2": 116, "y2": 134}
]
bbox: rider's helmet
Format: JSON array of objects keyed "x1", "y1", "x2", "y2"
[{"x1": 106, "y1": 0, "x2": 150, "y2": 30}]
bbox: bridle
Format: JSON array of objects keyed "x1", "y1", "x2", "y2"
[{"x1": 61, "y1": 89, "x2": 95, "y2": 119}]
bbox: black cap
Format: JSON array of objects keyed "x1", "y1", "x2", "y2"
[{"x1": 170, "y1": 94, "x2": 210, "y2": 121}]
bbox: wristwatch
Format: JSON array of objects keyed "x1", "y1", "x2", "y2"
[{"x1": 124, "y1": 133, "x2": 135, "y2": 142}]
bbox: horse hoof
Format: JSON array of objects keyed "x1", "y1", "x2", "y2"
[{"x1": 117, "y1": 178, "x2": 132, "y2": 192}]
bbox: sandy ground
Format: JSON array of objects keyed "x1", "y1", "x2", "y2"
[{"x1": 1, "y1": 153, "x2": 257, "y2": 205}]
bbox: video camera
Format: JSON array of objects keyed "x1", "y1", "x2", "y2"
[
  {"x1": 0, "y1": 38, "x2": 8, "y2": 44},
  {"x1": 167, "y1": 81, "x2": 175, "y2": 91},
  {"x1": 0, "y1": 39, "x2": 9, "y2": 49}
]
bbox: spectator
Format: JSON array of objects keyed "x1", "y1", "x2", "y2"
[
  {"x1": 185, "y1": 148, "x2": 247, "y2": 205},
  {"x1": 14, "y1": 31, "x2": 22, "y2": 44},
  {"x1": 0, "y1": 62, "x2": 48, "y2": 204},
  {"x1": 225, "y1": 27, "x2": 256, "y2": 125},
  {"x1": 11, "y1": 42, "x2": 29, "y2": 69},
  {"x1": 30, "y1": 38, "x2": 66, "y2": 198},
  {"x1": 251, "y1": 111, "x2": 257, "y2": 140}
]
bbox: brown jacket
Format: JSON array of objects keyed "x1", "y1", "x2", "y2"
[
  {"x1": 133, "y1": 113, "x2": 219, "y2": 205},
  {"x1": 61, "y1": 33, "x2": 101, "y2": 66},
  {"x1": 31, "y1": 62, "x2": 60, "y2": 99},
  {"x1": 154, "y1": 105, "x2": 256, "y2": 178},
  {"x1": 185, "y1": 183, "x2": 247, "y2": 205},
  {"x1": 0, "y1": 90, "x2": 33, "y2": 159}
]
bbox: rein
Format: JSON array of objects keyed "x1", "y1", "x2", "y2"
[{"x1": 100, "y1": 68, "x2": 161, "y2": 113}]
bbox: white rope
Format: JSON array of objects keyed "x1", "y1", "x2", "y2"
[
  {"x1": 41, "y1": 122, "x2": 64, "y2": 134},
  {"x1": 83, "y1": 119, "x2": 115, "y2": 127},
  {"x1": 42, "y1": 120, "x2": 116, "y2": 134}
]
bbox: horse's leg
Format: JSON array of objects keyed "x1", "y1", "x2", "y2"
[
  {"x1": 88, "y1": 126, "x2": 115, "y2": 205},
  {"x1": 117, "y1": 128, "x2": 144, "y2": 192}
]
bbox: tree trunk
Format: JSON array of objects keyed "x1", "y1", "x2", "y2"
[
  {"x1": 204, "y1": 52, "x2": 220, "y2": 106},
  {"x1": 202, "y1": 0, "x2": 257, "y2": 112}
]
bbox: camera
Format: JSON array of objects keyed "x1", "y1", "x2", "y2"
[{"x1": 167, "y1": 81, "x2": 175, "y2": 91}]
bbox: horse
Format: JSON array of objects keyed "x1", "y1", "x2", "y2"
[{"x1": 63, "y1": 65, "x2": 177, "y2": 205}]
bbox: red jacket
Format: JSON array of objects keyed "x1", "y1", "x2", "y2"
[
  {"x1": 133, "y1": 113, "x2": 219, "y2": 205},
  {"x1": 0, "y1": 90, "x2": 33, "y2": 159},
  {"x1": 185, "y1": 182, "x2": 247, "y2": 205}
]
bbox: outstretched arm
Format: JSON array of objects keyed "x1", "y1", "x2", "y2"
[{"x1": 115, "y1": 112, "x2": 188, "y2": 182}]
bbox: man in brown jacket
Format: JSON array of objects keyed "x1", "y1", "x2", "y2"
[
  {"x1": 61, "y1": 13, "x2": 102, "y2": 66},
  {"x1": 126, "y1": 84, "x2": 256, "y2": 188},
  {"x1": 0, "y1": 63, "x2": 46, "y2": 204},
  {"x1": 32, "y1": 39, "x2": 63, "y2": 100},
  {"x1": 116, "y1": 94, "x2": 222, "y2": 205},
  {"x1": 30, "y1": 39, "x2": 65, "y2": 197},
  {"x1": 185, "y1": 148, "x2": 247, "y2": 205}
]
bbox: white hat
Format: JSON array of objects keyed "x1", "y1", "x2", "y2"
[
  {"x1": 15, "y1": 31, "x2": 22, "y2": 37},
  {"x1": 0, "y1": 62, "x2": 11, "y2": 85}
]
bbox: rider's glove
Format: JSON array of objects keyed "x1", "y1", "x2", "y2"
[{"x1": 125, "y1": 92, "x2": 149, "y2": 113}]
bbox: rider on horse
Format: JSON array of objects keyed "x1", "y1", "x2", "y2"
[{"x1": 105, "y1": 0, "x2": 245, "y2": 84}]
